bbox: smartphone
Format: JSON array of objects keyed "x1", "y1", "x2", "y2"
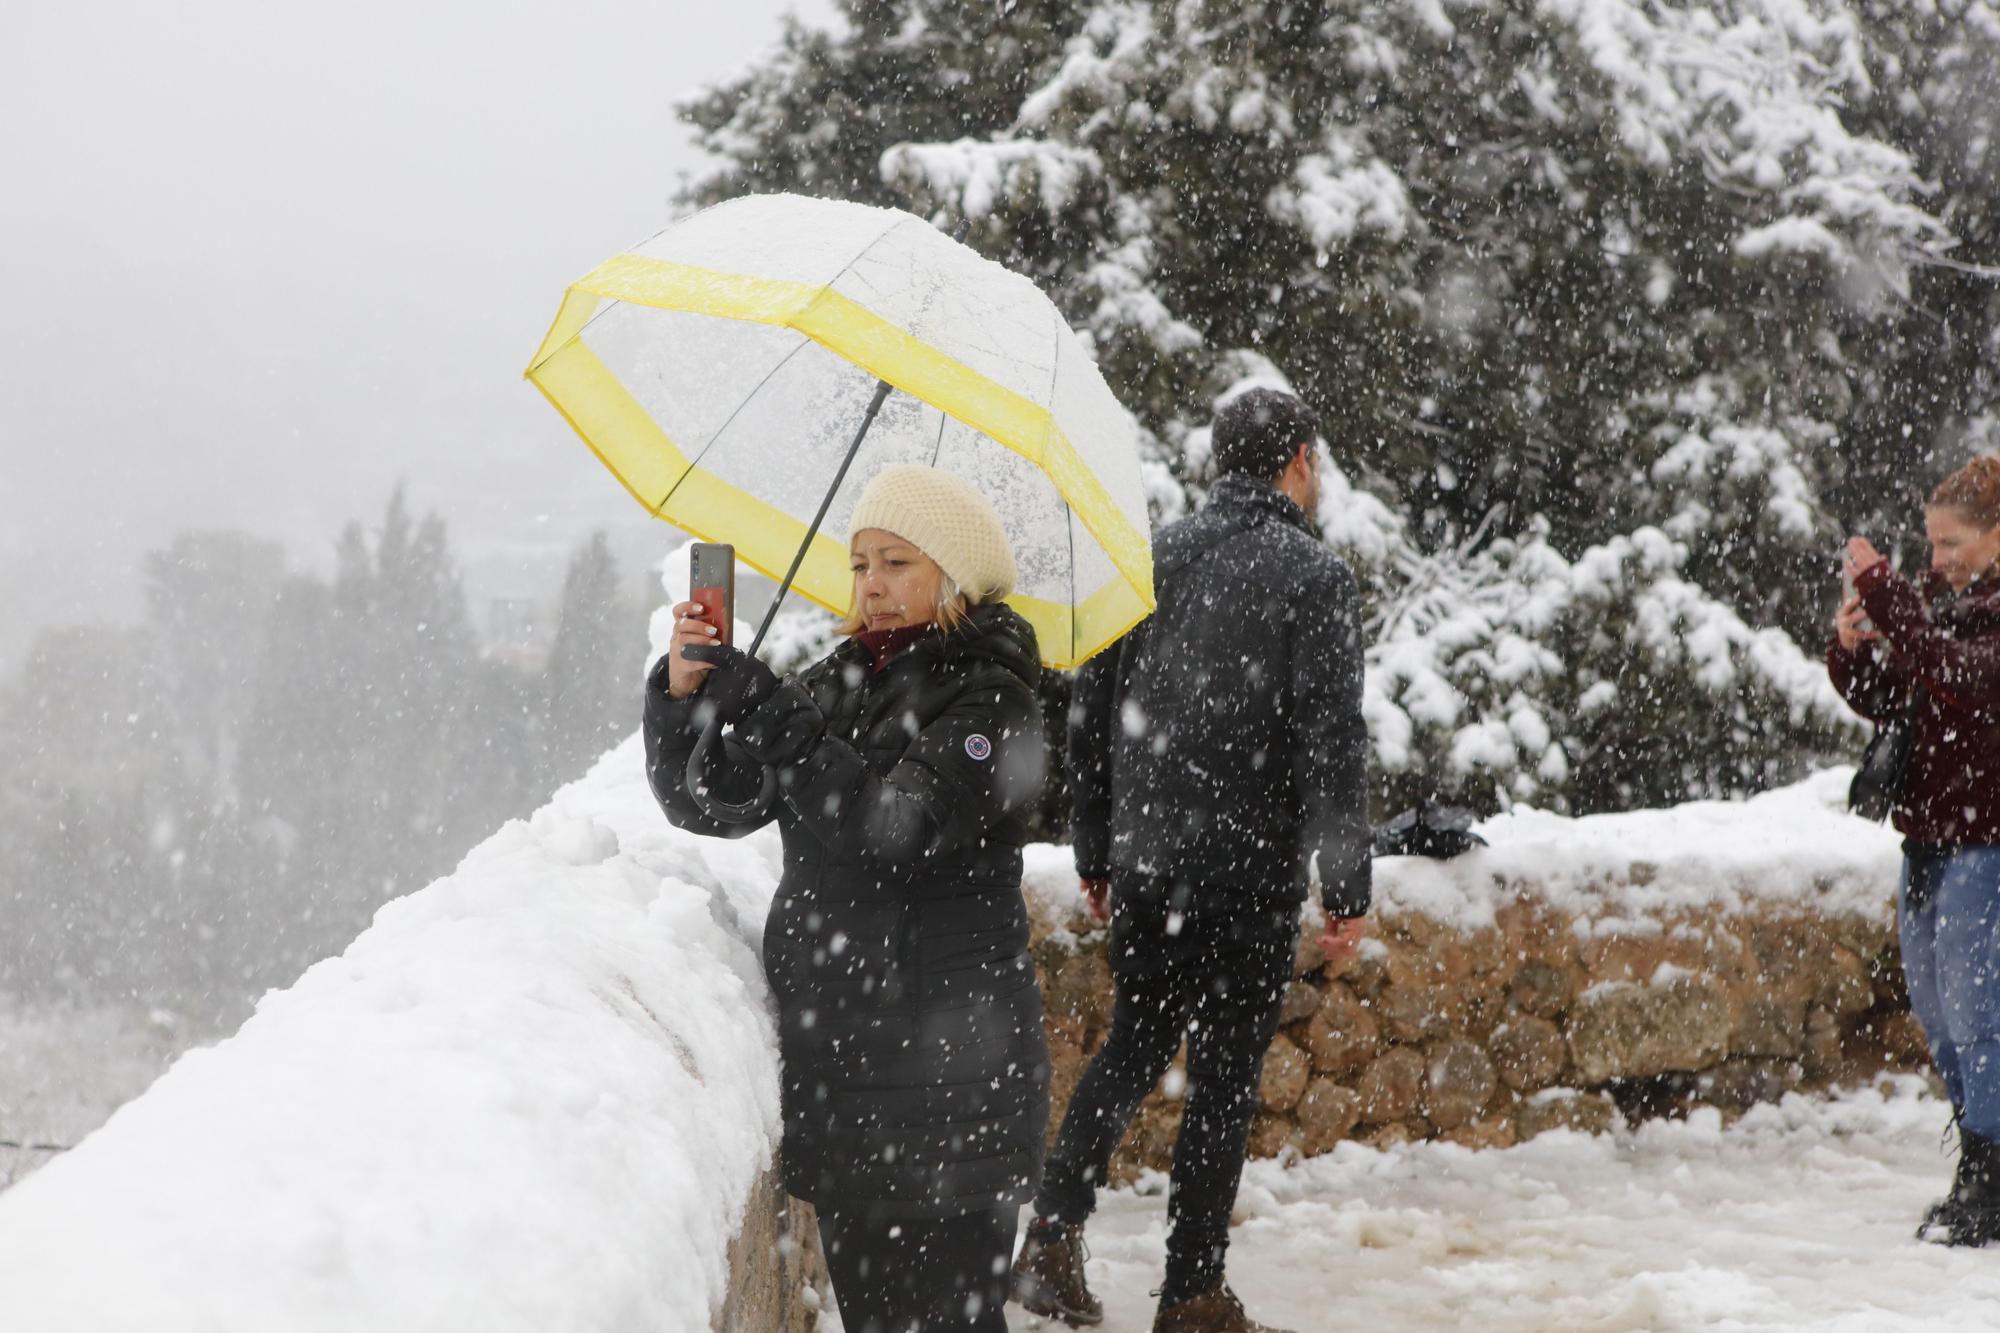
[
  {"x1": 690, "y1": 543, "x2": 735, "y2": 646},
  {"x1": 1841, "y1": 548, "x2": 1872, "y2": 633}
]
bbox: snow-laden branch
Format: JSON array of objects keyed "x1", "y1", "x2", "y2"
[{"x1": 1543, "y1": 0, "x2": 1950, "y2": 268}]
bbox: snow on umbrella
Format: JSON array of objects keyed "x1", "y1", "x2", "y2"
[{"x1": 523, "y1": 192, "x2": 1154, "y2": 671}]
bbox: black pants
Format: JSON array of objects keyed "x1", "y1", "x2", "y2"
[
  {"x1": 1034, "y1": 874, "x2": 1295, "y2": 1302},
  {"x1": 816, "y1": 1204, "x2": 1016, "y2": 1333}
]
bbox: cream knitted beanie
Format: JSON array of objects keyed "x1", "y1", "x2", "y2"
[{"x1": 847, "y1": 465, "x2": 1018, "y2": 601}]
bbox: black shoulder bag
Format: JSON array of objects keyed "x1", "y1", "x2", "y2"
[
  {"x1": 1849, "y1": 689, "x2": 1921, "y2": 823},
  {"x1": 1373, "y1": 801, "x2": 1489, "y2": 858}
]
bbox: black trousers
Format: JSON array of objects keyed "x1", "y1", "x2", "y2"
[
  {"x1": 1033, "y1": 873, "x2": 1295, "y2": 1302},
  {"x1": 816, "y1": 1204, "x2": 1016, "y2": 1333}
]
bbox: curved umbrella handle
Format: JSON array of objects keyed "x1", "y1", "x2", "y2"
[{"x1": 685, "y1": 712, "x2": 779, "y2": 823}]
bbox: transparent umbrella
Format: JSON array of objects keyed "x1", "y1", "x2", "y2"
[{"x1": 525, "y1": 193, "x2": 1155, "y2": 812}]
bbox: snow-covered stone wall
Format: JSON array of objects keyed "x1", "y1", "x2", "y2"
[
  {"x1": 1027, "y1": 769, "x2": 1927, "y2": 1169},
  {"x1": 0, "y1": 754, "x2": 1923, "y2": 1331},
  {"x1": 0, "y1": 739, "x2": 816, "y2": 1333}
]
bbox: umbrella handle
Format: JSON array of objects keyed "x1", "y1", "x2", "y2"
[{"x1": 685, "y1": 713, "x2": 779, "y2": 823}]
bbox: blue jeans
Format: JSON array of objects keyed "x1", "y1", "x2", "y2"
[{"x1": 1901, "y1": 847, "x2": 2000, "y2": 1136}]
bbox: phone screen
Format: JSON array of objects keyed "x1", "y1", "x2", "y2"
[{"x1": 690, "y1": 543, "x2": 735, "y2": 647}]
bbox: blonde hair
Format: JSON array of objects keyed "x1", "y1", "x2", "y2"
[
  {"x1": 835, "y1": 571, "x2": 974, "y2": 637},
  {"x1": 1930, "y1": 455, "x2": 2000, "y2": 530}
]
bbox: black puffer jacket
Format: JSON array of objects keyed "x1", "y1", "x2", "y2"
[
  {"x1": 644, "y1": 603, "x2": 1051, "y2": 1220},
  {"x1": 1070, "y1": 473, "x2": 1372, "y2": 918}
]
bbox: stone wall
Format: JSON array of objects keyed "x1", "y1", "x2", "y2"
[
  {"x1": 719, "y1": 776, "x2": 1919, "y2": 1312},
  {"x1": 716, "y1": 1162, "x2": 830, "y2": 1333},
  {"x1": 1032, "y1": 887, "x2": 1930, "y2": 1173}
]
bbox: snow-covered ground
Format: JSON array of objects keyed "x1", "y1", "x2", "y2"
[
  {"x1": 1009, "y1": 1078, "x2": 2000, "y2": 1332},
  {"x1": 1370, "y1": 768, "x2": 1901, "y2": 928}
]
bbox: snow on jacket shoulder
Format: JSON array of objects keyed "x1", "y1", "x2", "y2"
[{"x1": 1069, "y1": 473, "x2": 1372, "y2": 918}]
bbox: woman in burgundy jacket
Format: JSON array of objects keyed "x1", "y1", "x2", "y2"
[{"x1": 1831, "y1": 454, "x2": 2000, "y2": 1247}]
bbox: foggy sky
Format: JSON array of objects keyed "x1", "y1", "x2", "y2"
[{"x1": 0, "y1": 0, "x2": 836, "y2": 667}]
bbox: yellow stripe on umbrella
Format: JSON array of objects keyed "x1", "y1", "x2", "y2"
[{"x1": 525, "y1": 193, "x2": 1154, "y2": 669}]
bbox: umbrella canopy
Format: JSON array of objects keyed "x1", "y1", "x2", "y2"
[{"x1": 525, "y1": 193, "x2": 1154, "y2": 669}]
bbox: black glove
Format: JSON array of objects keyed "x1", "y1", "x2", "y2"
[
  {"x1": 680, "y1": 643, "x2": 780, "y2": 727},
  {"x1": 733, "y1": 682, "x2": 827, "y2": 769}
]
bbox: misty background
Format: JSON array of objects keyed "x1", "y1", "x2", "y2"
[
  {"x1": 0, "y1": 0, "x2": 836, "y2": 1135},
  {"x1": 1, "y1": 0, "x2": 834, "y2": 671}
]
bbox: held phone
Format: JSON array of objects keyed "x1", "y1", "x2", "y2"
[
  {"x1": 690, "y1": 543, "x2": 735, "y2": 646},
  {"x1": 1841, "y1": 546, "x2": 1873, "y2": 634}
]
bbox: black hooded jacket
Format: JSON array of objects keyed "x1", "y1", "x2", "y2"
[
  {"x1": 1069, "y1": 473, "x2": 1372, "y2": 918},
  {"x1": 644, "y1": 602, "x2": 1050, "y2": 1220}
]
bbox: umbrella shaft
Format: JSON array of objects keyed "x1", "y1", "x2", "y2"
[
  {"x1": 746, "y1": 377, "x2": 896, "y2": 655},
  {"x1": 691, "y1": 376, "x2": 894, "y2": 827}
]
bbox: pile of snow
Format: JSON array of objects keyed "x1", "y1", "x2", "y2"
[
  {"x1": 1034, "y1": 1076, "x2": 2000, "y2": 1331},
  {"x1": 1379, "y1": 767, "x2": 1903, "y2": 931},
  {"x1": 0, "y1": 738, "x2": 788, "y2": 1333},
  {"x1": 1025, "y1": 769, "x2": 1903, "y2": 940}
]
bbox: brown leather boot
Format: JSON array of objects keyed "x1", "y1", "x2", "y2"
[
  {"x1": 1009, "y1": 1218, "x2": 1104, "y2": 1325},
  {"x1": 1151, "y1": 1277, "x2": 1293, "y2": 1333}
]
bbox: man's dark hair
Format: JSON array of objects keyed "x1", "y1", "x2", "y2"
[{"x1": 1210, "y1": 388, "x2": 1320, "y2": 480}]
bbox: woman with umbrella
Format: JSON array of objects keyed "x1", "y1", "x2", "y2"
[
  {"x1": 529, "y1": 191, "x2": 1155, "y2": 1324},
  {"x1": 644, "y1": 465, "x2": 1051, "y2": 1332}
]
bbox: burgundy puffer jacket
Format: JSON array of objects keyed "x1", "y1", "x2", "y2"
[{"x1": 1828, "y1": 562, "x2": 2000, "y2": 847}]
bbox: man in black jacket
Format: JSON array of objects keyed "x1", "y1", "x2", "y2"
[{"x1": 1011, "y1": 389, "x2": 1371, "y2": 1333}]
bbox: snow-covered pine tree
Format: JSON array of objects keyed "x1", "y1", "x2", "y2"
[
  {"x1": 682, "y1": 0, "x2": 1997, "y2": 814},
  {"x1": 1834, "y1": 1, "x2": 2000, "y2": 551}
]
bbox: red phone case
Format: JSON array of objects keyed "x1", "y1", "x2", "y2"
[{"x1": 690, "y1": 544, "x2": 734, "y2": 647}]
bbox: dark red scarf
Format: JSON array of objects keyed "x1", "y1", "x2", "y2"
[{"x1": 854, "y1": 623, "x2": 934, "y2": 673}]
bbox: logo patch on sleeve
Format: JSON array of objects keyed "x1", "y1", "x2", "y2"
[{"x1": 964, "y1": 734, "x2": 992, "y2": 761}]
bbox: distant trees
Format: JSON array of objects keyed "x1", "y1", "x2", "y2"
[
  {"x1": 0, "y1": 493, "x2": 650, "y2": 1017},
  {"x1": 143, "y1": 531, "x2": 285, "y2": 803},
  {"x1": 539, "y1": 532, "x2": 641, "y2": 788},
  {"x1": 0, "y1": 624, "x2": 185, "y2": 997}
]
